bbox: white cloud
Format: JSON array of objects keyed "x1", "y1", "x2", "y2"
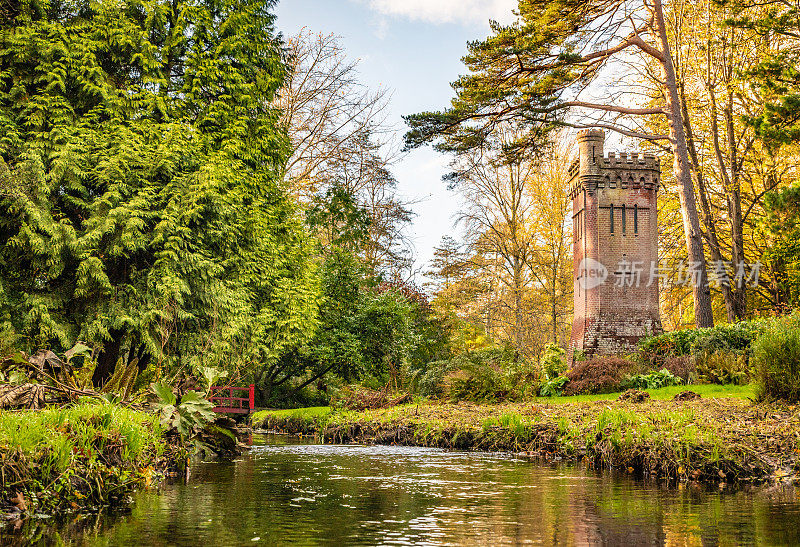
[
  {"x1": 353, "y1": 0, "x2": 517, "y2": 26},
  {"x1": 372, "y1": 16, "x2": 389, "y2": 39}
]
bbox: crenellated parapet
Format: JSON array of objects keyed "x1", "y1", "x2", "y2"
[
  {"x1": 568, "y1": 151, "x2": 661, "y2": 200},
  {"x1": 602, "y1": 151, "x2": 659, "y2": 169}
]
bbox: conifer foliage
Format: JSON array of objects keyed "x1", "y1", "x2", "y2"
[{"x1": 0, "y1": 0, "x2": 319, "y2": 381}]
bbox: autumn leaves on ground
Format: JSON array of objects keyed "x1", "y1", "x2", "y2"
[{"x1": 253, "y1": 385, "x2": 800, "y2": 485}]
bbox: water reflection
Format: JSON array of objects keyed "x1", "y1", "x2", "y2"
[{"x1": 7, "y1": 434, "x2": 800, "y2": 545}]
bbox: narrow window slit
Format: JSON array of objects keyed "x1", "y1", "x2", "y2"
[
  {"x1": 610, "y1": 203, "x2": 614, "y2": 234},
  {"x1": 622, "y1": 204, "x2": 626, "y2": 234}
]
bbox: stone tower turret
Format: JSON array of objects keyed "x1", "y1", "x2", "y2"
[
  {"x1": 569, "y1": 130, "x2": 662, "y2": 359},
  {"x1": 577, "y1": 128, "x2": 604, "y2": 178}
]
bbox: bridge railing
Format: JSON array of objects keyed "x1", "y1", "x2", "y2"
[{"x1": 208, "y1": 384, "x2": 255, "y2": 414}]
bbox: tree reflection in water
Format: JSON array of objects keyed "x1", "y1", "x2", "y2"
[{"x1": 5, "y1": 435, "x2": 800, "y2": 545}]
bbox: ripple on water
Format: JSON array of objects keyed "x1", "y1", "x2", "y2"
[{"x1": 17, "y1": 435, "x2": 800, "y2": 546}]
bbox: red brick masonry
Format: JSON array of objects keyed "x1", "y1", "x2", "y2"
[{"x1": 569, "y1": 129, "x2": 663, "y2": 359}]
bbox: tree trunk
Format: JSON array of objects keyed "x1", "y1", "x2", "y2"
[
  {"x1": 682, "y1": 90, "x2": 737, "y2": 321},
  {"x1": 724, "y1": 93, "x2": 747, "y2": 320},
  {"x1": 92, "y1": 328, "x2": 125, "y2": 386},
  {"x1": 551, "y1": 252, "x2": 559, "y2": 343},
  {"x1": 654, "y1": 0, "x2": 714, "y2": 328},
  {"x1": 513, "y1": 258, "x2": 525, "y2": 352}
]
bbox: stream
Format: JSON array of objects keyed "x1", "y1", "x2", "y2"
[{"x1": 10, "y1": 434, "x2": 800, "y2": 545}]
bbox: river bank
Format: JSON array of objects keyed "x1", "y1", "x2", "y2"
[
  {"x1": 0, "y1": 402, "x2": 186, "y2": 518},
  {"x1": 251, "y1": 386, "x2": 800, "y2": 485}
]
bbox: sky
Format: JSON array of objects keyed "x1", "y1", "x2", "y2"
[{"x1": 274, "y1": 0, "x2": 518, "y2": 280}]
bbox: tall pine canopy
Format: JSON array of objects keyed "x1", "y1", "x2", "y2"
[
  {"x1": 727, "y1": 0, "x2": 800, "y2": 145},
  {"x1": 0, "y1": 0, "x2": 319, "y2": 381}
]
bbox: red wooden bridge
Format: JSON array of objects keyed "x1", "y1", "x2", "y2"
[{"x1": 209, "y1": 384, "x2": 255, "y2": 414}]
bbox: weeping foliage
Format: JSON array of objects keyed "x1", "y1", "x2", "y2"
[{"x1": 0, "y1": 0, "x2": 319, "y2": 380}]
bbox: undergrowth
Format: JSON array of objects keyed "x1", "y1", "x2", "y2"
[{"x1": 0, "y1": 401, "x2": 179, "y2": 513}]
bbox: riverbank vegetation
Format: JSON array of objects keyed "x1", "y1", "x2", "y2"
[
  {"x1": 2, "y1": 0, "x2": 800, "y2": 524},
  {"x1": 1, "y1": 0, "x2": 800, "y2": 415},
  {"x1": 0, "y1": 345, "x2": 242, "y2": 519},
  {"x1": 251, "y1": 385, "x2": 798, "y2": 484},
  {"x1": 0, "y1": 402, "x2": 179, "y2": 515}
]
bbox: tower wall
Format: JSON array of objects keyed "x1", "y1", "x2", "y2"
[{"x1": 569, "y1": 130, "x2": 662, "y2": 359}]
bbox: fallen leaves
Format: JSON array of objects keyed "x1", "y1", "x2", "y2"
[
  {"x1": 10, "y1": 491, "x2": 26, "y2": 513},
  {"x1": 0, "y1": 383, "x2": 49, "y2": 410}
]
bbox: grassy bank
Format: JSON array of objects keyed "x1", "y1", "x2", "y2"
[
  {"x1": 0, "y1": 401, "x2": 184, "y2": 515},
  {"x1": 252, "y1": 384, "x2": 799, "y2": 484},
  {"x1": 532, "y1": 383, "x2": 754, "y2": 403},
  {"x1": 250, "y1": 385, "x2": 754, "y2": 431}
]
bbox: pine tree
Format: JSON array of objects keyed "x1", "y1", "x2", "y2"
[{"x1": 727, "y1": 0, "x2": 800, "y2": 145}]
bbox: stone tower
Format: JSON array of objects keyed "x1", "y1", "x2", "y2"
[{"x1": 568, "y1": 129, "x2": 662, "y2": 359}]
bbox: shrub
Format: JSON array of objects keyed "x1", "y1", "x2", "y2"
[
  {"x1": 410, "y1": 347, "x2": 533, "y2": 402},
  {"x1": 661, "y1": 355, "x2": 696, "y2": 382},
  {"x1": 639, "y1": 328, "x2": 701, "y2": 357},
  {"x1": 621, "y1": 368, "x2": 682, "y2": 390},
  {"x1": 540, "y1": 343, "x2": 567, "y2": 380},
  {"x1": 572, "y1": 349, "x2": 588, "y2": 362},
  {"x1": 444, "y1": 359, "x2": 508, "y2": 402},
  {"x1": 693, "y1": 321, "x2": 767, "y2": 354},
  {"x1": 695, "y1": 350, "x2": 750, "y2": 385},
  {"x1": 408, "y1": 358, "x2": 451, "y2": 398},
  {"x1": 539, "y1": 375, "x2": 569, "y2": 397},
  {"x1": 638, "y1": 319, "x2": 771, "y2": 359},
  {"x1": 753, "y1": 320, "x2": 800, "y2": 402},
  {"x1": 562, "y1": 356, "x2": 635, "y2": 395},
  {"x1": 637, "y1": 319, "x2": 780, "y2": 386}
]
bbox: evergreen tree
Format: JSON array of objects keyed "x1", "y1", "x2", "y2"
[
  {"x1": 0, "y1": 0, "x2": 319, "y2": 382},
  {"x1": 762, "y1": 184, "x2": 800, "y2": 312},
  {"x1": 262, "y1": 248, "x2": 420, "y2": 405},
  {"x1": 427, "y1": 236, "x2": 469, "y2": 290},
  {"x1": 726, "y1": 0, "x2": 800, "y2": 145}
]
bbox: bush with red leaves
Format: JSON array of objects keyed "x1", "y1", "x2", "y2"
[
  {"x1": 563, "y1": 356, "x2": 636, "y2": 395},
  {"x1": 661, "y1": 355, "x2": 696, "y2": 382}
]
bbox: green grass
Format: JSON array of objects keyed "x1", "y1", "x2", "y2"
[
  {"x1": 533, "y1": 383, "x2": 755, "y2": 404},
  {"x1": 251, "y1": 406, "x2": 332, "y2": 429},
  {"x1": 0, "y1": 400, "x2": 171, "y2": 512},
  {"x1": 0, "y1": 401, "x2": 165, "y2": 470},
  {"x1": 252, "y1": 385, "x2": 755, "y2": 427}
]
